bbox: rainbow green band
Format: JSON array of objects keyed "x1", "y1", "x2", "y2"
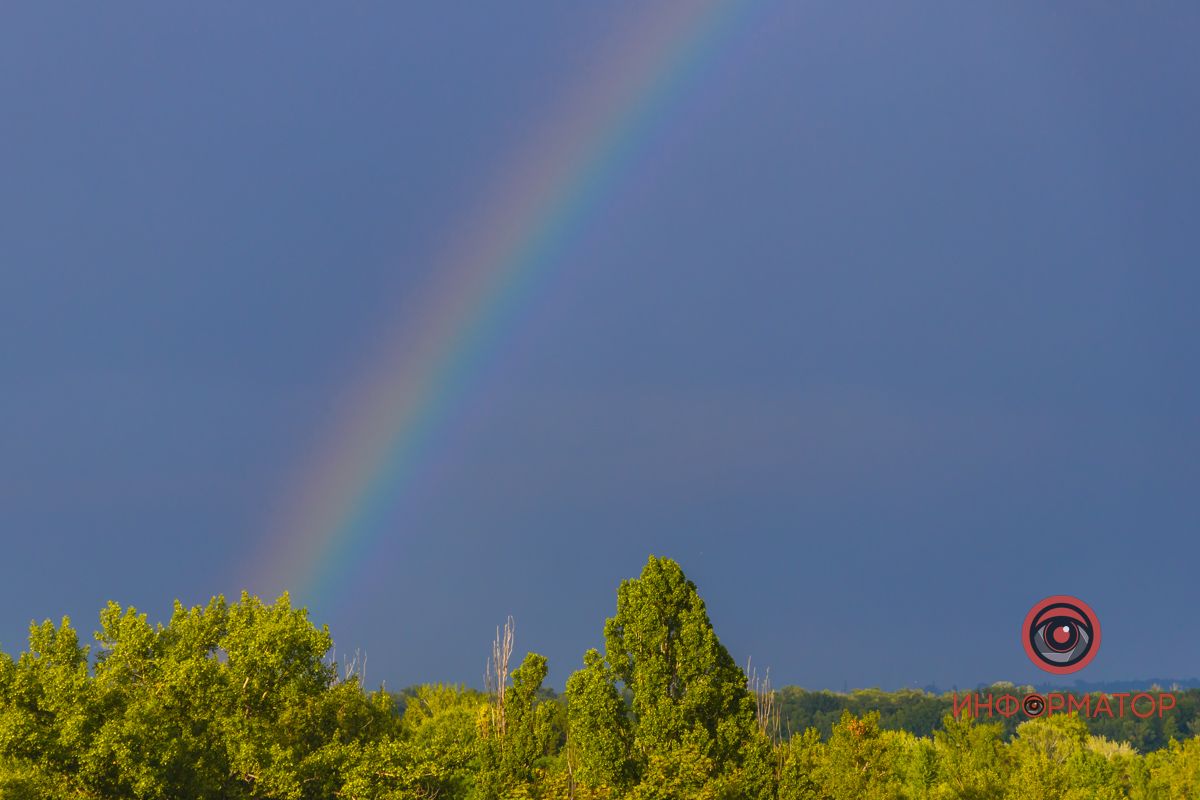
[{"x1": 247, "y1": 0, "x2": 751, "y2": 608}]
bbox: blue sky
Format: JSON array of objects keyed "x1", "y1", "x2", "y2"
[{"x1": 2, "y1": 3, "x2": 1198, "y2": 691}]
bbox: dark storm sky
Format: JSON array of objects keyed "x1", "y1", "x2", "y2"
[{"x1": 2, "y1": 3, "x2": 1197, "y2": 691}]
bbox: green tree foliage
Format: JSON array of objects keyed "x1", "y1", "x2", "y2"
[
  {"x1": 567, "y1": 555, "x2": 771, "y2": 799},
  {"x1": 340, "y1": 684, "x2": 478, "y2": 800},
  {"x1": 1005, "y1": 713, "x2": 1124, "y2": 800},
  {"x1": 1137, "y1": 736, "x2": 1200, "y2": 799},
  {"x1": 0, "y1": 594, "x2": 390, "y2": 799},
  {"x1": 777, "y1": 728, "x2": 826, "y2": 800},
  {"x1": 1, "y1": 559, "x2": 1198, "y2": 799},
  {"x1": 475, "y1": 652, "x2": 558, "y2": 798},
  {"x1": 818, "y1": 711, "x2": 903, "y2": 800},
  {"x1": 566, "y1": 649, "x2": 633, "y2": 790},
  {"x1": 0, "y1": 616, "x2": 92, "y2": 791},
  {"x1": 929, "y1": 712, "x2": 1008, "y2": 799},
  {"x1": 776, "y1": 683, "x2": 1200, "y2": 751}
]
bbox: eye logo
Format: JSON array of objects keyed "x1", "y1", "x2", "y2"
[
  {"x1": 1022, "y1": 595, "x2": 1101, "y2": 674},
  {"x1": 1022, "y1": 694, "x2": 1046, "y2": 716}
]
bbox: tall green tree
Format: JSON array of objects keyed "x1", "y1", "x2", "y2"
[{"x1": 567, "y1": 556, "x2": 770, "y2": 798}]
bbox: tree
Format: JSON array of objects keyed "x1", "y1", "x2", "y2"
[
  {"x1": 567, "y1": 556, "x2": 770, "y2": 798},
  {"x1": 1007, "y1": 713, "x2": 1128, "y2": 800},
  {"x1": 819, "y1": 712, "x2": 903, "y2": 800},
  {"x1": 566, "y1": 648, "x2": 634, "y2": 791},
  {"x1": 777, "y1": 728, "x2": 827, "y2": 800},
  {"x1": 929, "y1": 712, "x2": 1008, "y2": 800},
  {"x1": 0, "y1": 593, "x2": 392, "y2": 800},
  {"x1": 1137, "y1": 736, "x2": 1200, "y2": 800},
  {"x1": 0, "y1": 617, "x2": 92, "y2": 794},
  {"x1": 476, "y1": 652, "x2": 557, "y2": 798},
  {"x1": 342, "y1": 685, "x2": 478, "y2": 800}
]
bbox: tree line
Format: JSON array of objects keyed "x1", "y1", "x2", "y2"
[
  {"x1": 776, "y1": 685, "x2": 1200, "y2": 753},
  {"x1": 1, "y1": 555, "x2": 1197, "y2": 798}
]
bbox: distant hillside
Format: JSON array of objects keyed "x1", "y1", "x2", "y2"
[{"x1": 1033, "y1": 678, "x2": 1200, "y2": 693}]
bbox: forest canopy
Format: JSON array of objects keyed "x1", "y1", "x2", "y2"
[{"x1": 1, "y1": 555, "x2": 1197, "y2": 799}]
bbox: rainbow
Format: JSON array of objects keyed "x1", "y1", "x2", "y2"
[{"x1": 247, "y1": 0, "x2": 755, "y2": 608}]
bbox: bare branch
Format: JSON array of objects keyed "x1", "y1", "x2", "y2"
[
  {"x1": 746, "y1": 656, "x2": 780, "y2": 747},
  {"x1": 485, "y1": 616, "x2": 515, "y2": 738}
]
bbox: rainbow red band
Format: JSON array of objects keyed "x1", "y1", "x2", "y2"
[{"x1": 239, "y1": 1, "x2": 754, "y2": 609}]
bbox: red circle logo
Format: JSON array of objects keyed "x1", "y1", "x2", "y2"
[{"x1": 1022, "y1": 595, "x2": 1101, "y2": 674}]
